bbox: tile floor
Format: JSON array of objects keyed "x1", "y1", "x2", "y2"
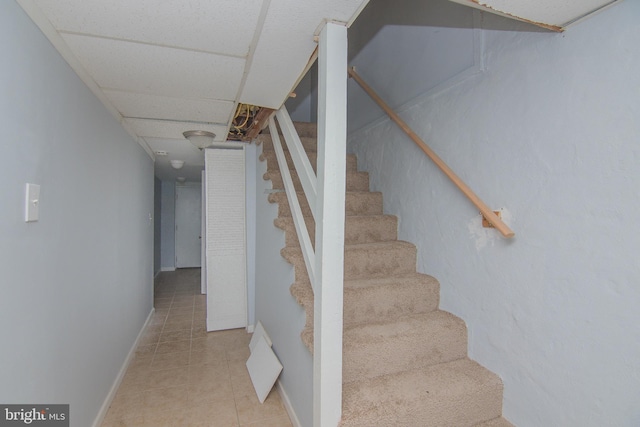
[{"x1": 101, "y1": 268, "x2": 293, "y2": 427}]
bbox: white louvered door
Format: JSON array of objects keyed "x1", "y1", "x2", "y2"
[{"x1": 205, "y1": 148, "x2": 247, "y2": 331}]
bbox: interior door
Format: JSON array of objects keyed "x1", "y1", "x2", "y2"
[
  {"x1": 175, "y1": 184, "x2": 202, "y2": 268},
  {"x1": 205, "y1": 148, "x2": 247, "y2": 331}
]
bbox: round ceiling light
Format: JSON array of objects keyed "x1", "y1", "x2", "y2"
[
  {"x1": 183, "y1": 130, "x2": 216, "y2": 150},
  {"x1": 170, "y1": 159, "x2": 185, "y2": 169}
]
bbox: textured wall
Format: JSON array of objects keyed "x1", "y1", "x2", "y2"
[
  {"x1": 0, "y1": 1, "x2": 154, "y2": 426},
  {"x1": 348, "y1": 1, "x2": 640, "y2": 426}
]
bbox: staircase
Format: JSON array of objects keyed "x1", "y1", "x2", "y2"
[{"x1": 259, "y1": 122, "x2": 513, "y2": 427}]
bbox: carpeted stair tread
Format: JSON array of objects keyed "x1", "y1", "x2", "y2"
[
  {"x1": 275, "y1": 214, "x2": 398, "y2": 247},
  {"x1": 260, "y1": 151, "x2": 359, "y2": 173},
  {"x1": 341, "y1": 358, "x2": 503, "y2": 427},
  {"x1": 269, "y1": 191, "x2": 383, "y2": 217},
  {"x1": 343, "y1": 310, "x2": 468, "y2": 383},
  {"x1": 474, "y1": 417, "x2": 515, "y2": 427},
  {"x1": 281, "y1": 241, "x2": 417, "y2": 284},
  {"x1": 265, "y1": 169, "x2": 370, "y2": 192}
]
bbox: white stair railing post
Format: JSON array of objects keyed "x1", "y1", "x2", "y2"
[{"x1": 314, "y1": 22, "x2": 347, "y2": 427}]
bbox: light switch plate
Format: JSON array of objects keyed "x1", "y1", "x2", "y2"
[{"x1": 25, "y1": 183, "x2": 40, "y2": 222}]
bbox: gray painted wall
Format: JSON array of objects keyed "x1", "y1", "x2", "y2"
[
  {"x1": 286, "y1": 64, "x2": 318, "y2": 123},
  {"x1": 160, "y1": 180, "x2": 176, "y2": 270},
  {"x1": 254, "y1": 143, "x2": 313, "y2": 427},
  {"x1": 154, "y1": 176, "x2": 162, "y2": 276},
  {"x1": 347, "y1": 1, "x2": 640, "y2": 426},
  {"x1": 0, "y1": 2, "x2": 154, "y2": 426}
]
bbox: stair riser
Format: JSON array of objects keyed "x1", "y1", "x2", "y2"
[
  {"x1": 269, "y1": 192, "x2": 383, "y2": 217},
  {"x1": 260, "y1": 151, "x2": 358, "y2": 173},
  {"x1": 276, "y1": 215, "x2": 398, "y2": 247},
  {"x1": 283, "y1": 243, "x2": 416, "y2": 285},
  {"x1": 266, "y1": 170, "x2": 370, "y2": 192},
  {"x1": 260, "y1": 135, "x2": 317, "y2": 152},
  {"x1": 343, "y1": 312, "x2": 468, "y2": 383},
  {"x1": 343, "y1": 279, "x2": 439, "y2": 327}
]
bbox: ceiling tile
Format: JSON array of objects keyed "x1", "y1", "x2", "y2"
[
  {"x1": 34, "y1": 0, "x2": 264, "y2": 56},
  {"x1": 104, "y1": 90, "x2": 235, "y2": 123},
  {"x1": 62, "y1": 34, "x2": 245, "y2": 100},
  {"x1": 146, "y1": 138, "x2": 206, "y2": 164},
  {"x1": 241, "y1": 0, "x2": 367, "y2": 108},
  {"x1": 125, "y1": 118, "x2": 229, "y2": 141}
]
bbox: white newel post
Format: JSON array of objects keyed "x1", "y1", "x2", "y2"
[{"x1": 314, "y1": 22, "x2": 347, "y2": 427}]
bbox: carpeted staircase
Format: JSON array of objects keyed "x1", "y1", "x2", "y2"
[{"x1": 259, "y1": 122, "x2": 513, "y2": 427}]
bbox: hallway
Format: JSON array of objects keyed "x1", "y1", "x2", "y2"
[{"x1": 102, "y1": 269, "x2": 292, "y2": 427}]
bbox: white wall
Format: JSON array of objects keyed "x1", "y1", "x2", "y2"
[
  {"x1": 160, "y1": 180, "x2": 176, "y2": 270},
  {"x1": 254, "y1": 143, "x2": 313, "y2": 427},
  {"x1": 348, "y1": 1, "x2": 640, "y2": 426},
  {"x1": 0, "y1": 2, "x2": 154, "y2": 426}
]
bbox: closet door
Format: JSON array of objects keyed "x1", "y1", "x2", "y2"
[{"x1": 205, "y1": 148, "x2": 247, "y2": 331}]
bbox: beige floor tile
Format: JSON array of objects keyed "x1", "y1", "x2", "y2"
[
  {"x1": 188, "y1": 370, "x2": 233, "y2": 394},
  {"x1": 156, "y1": 339, "x2": 191, "y2": 355},
  {"x1": 146, "y1": 366, "x2": 189, "y2": 389},
  {"x1": 191, "y1": 337, "x2": 225, "y2": 353},
  {"x1": 159, "y1": 328, "x2": 192, "y2": 343},
  {"x1": 101, "y1": 411, "x2": 144, "y2": 427},
  {"x1": 143, "y1": 385, "x2": 189, "y2": 410},
  {"x1": 241, "y1": 415, "x2": 293, "y2": 427},
  {"x1": 191, "y1": 325, "x2": 209, "y2": 340},
  {"x1": 187, "y1": 398, "x2": 239, "y2": 427},
  {"x1": 106, "y1": 392, "x2": 144, "y2": 418},
  {"x1": 189, "y1": 349, "x2": 228, "y2": 368},
  {"x1": 138, "y1": 407, "x2": 190, "y2": 427},
  {"x1": 138, "y1": 331, "x2": 161, "y2": 347},
  {"x1": 134, "y1": 344, "x2": 157, "y2": 358},
  {"x1": 235, "y1": 391, "x2": 287, "y2": 426},
  {"x1": 188, "y1": 383, "x2": 236, "y2": 406},
  {"x1": 226, "y1": 346, "x2": 250, "y2": 362},
  {"x1": 151, "y1": 350, "x2": 191, "y2": 370},
  {"x1": 162, "y1": 320, "x2": 193, "y2": 332},
  {"x1": 165, "y1": 314, "x2": 194, "y2": 325}
]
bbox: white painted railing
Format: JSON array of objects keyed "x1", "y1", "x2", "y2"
[{"x1": 269, "y1": 22, "x2": 347, "y2": 427}]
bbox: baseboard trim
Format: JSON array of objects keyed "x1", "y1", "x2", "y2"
[
  {"x1": 91, "y1": 308, "x2": 155, "y2": 427},
  {"x1": 276, "y1": 379, "x2": 302, "y2": 427},
  {"x1": 160, "y1": 267, "x2": 176, "y2": 272}
]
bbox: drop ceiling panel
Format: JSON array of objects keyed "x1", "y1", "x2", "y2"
[
  {"x1": 146, "y1": 138, "x2": 206, "y2": 164},
  {"x1": 104, "y1": 90, "x2": 234, "y2": 123},
  {"x1": 34, "y1": 0, "x2": 264, "y2": 56},
  {"x1": 62, "y1": 34, "x2": 245, "y2": 100},
  {"x1": 240, "y1": 0, "x2": 368, "y2": 108},
  {"x1": 125, "y1": 118, "x2": 228, "y2": 141},
  {"x1": 474, "y1": 0, "x2": 616, "y2": 26},
  {"x1": 449, "y1": 0, "x2": 620, "y2": 28}
]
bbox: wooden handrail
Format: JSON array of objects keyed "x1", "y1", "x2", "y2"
[{"x1": 348, "y1": 67, "x2": 515, "y2": 238}]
